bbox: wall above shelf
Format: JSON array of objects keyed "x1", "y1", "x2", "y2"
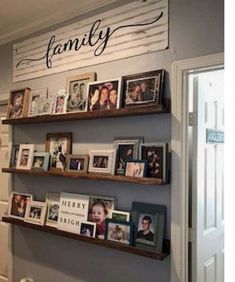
[
  {"x1": 1, "y1": 216, "x2": 170, "y2": 260},
  {"x1": 2, "y1": 168, "x2": 168, "y2": 185}
]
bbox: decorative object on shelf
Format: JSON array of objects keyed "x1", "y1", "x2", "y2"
[
  {"x1": 24, "y1": 201, "x2": 47, "y2": 226},
  {"x1": 46, "y1": 132, "x2": 72, "y2": 172},
  {"x1": 88, "y1": 149, "x2": 116, "y2": 175},
  {"x1": 28, "y1": 88, "x2": 48, "y2": 117},
  {"x1": 88, "y1": 195, "x2": 116, "y2": 239},
  {"x1": 113, "y1": 137, "x2": 144, "y2": 176},
  {"x1": 9, "y1": 144, "x2": 20, "y2": 168},
  {"x1": 79, "y1": 221, "x2": 96, "y2": 238},
  {"x1": 125, "y1": 160, "x2": 147, "y2": 177},
  {"x1": 8, "y1": 192, "x2": 33, "y2": 220},
  {"x1": 7, "y1": 88, "x2": 31, "y2": 119},
  {"x1": 122, "y1": 70, "x2": 165, "y2": 107},
  {"x1": 87, "y1": 78, "x2": 122, "y2": 112},
  {"x1": 45, "y1": 192, "x2": 60, "y2": 228},
  {"x1": 32, "y1": 152, "x2": 50, "y2": 171},
  {"x1": 105, "y1": 219, "x2": 134, "y2": 245},
  {"x1": 140, "y1": 143, "x2": 167, "y2": 181},
  {"x1": 35, "y1": 97, "x2": 54, "y2": 116},
  {"x1": 53, "y1": 88, "x2": 68, "y2": 114},
  {"x1": 16, "y1": 144, "x2": 35, "y2": 170},
  {"x1": 58, "y1": 193, "x2": 89, "y2": 234},
  {"x1": 131, "y1": 202, "x2": 166, "y2": 253},
  {"x1": 111, "y1": 210, "x2": 130, "y2": 222},
  {"x1": 66, "y1": 72, "x2": 96, "y2": 113},
  {"x1": 66, "y1": 154, "x2": 89, "y2": 174}
]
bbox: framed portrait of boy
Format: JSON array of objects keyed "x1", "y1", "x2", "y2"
[
  {"x1": 122, "y1": 70, "x2": 165, "y2": 107},
  {"x1": 9, "y1": 192, "x2": 33, "y2": 220},
  {"x1": 45, "y1": 192, "x2": 60, "y2": 228},
  {"x1": 35, "y1": 97, "x2": 54, "y2": 116},
  {"x1": 88, "y1": 150, "x2": 116, "y2": 175},
  {"x1": 16, "y1": 144, "x2": 35, "y2": 170},
  {"x1": 46, "y1": 132, "x2": 72, "y2": 172},
  {"x1": 67, "y1": 154, "x2": 89, "y2": 173},
  {"x1": 66, "y1": 72, "x2": 96, "y2": 113},
  {"x1": 28, "y1": 88, "x2": 48, "y2": 117},
  {"x1": 131, "y1": 202, "x2": 166, "y2": 253},
  {"x1": 86, "y1": 78, "x2": 122, "y2": 112},
  {"x1": 32, "y1": 152, "x2": 50, "y2": 171},
  {"x1": 7, "y1": 87, "x2": 31, "y2": 119},
  {"x1": 111, "y1": 210, "x2": 130, "y2": 222},
  {"x1": 125, "y1": 160, "x2": 147, "y2": 178},
  {"x1": 9, "y1": 144, "x2": 20, "y2": 168},
  {"x1": 79, "y1": 221, "x2": 96, "y2": 238},
  {"x1": 24, "y1": 201, "x2": 47, "y2": 226}
]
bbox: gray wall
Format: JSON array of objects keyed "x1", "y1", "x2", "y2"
[{"x1": 0, "y1": 0, "x2": 224, "y2": 281}]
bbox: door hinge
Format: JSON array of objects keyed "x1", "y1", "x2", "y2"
[
  {"x1": 188, "y1": 112, "x2": 197, "y2": 126},
  {"x1": 188, "y1": 227, "x2": 196, "y2": 242}
]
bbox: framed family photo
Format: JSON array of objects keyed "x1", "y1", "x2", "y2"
[
  {"x1": 9, "y1": 192, "x2": 33, "y2": 220},
  {"x1": 67, "y1": 154, "x2": 89, "y2": 173},
  {"x1": 87, "y1": 78, "x2": 122, "y2": 112},
  {"x1": 9, "y1": 144, "x2": 20, "y2": 168},
  {"x1": 45, "y1": 192, "x2": 60, "y2": 227},
  {"x1": 25, "y1": 201, "x2": 47, "y2": 225},
  {"x1": 88, "y1": 149, "x2": 116, "y2": 175},
  {"x1": 28, "y1": 88, "x2": 48, "y2": 117},
  {"x1": 16, "y1": 144, "x2": 35, "y2": 170},
  {"x1": 125, "y1": 160, "x2": 147, "y2": 177},
  {"x1": 79, "y1": 221, "x2": 96, "y2": 238},
  {"x1": 105, "y1": 219, "x2": 133, "y2": 245},
  {"x1": 123, "y1": 70, "x2": 165, "y2": 107},
  {"x1": 66, "y1": 72, "x2": 96, "y2": 112},
  {"x1": 32, "y1": 152, "x2": 50, "y2": 171}
]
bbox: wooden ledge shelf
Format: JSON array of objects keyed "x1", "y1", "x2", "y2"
[
  {"x1": 2, "y1": 216, "x2": 170, "y2": 260},
  {"x1": 2, "y1": 168, "x2": 167, "y2": 185},
  {"x1": 2, "y1": 103, "x2": 170, "y2": 125}
]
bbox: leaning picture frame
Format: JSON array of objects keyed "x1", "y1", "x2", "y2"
[
  {"x1": 31, "y1": 152, "x2": 50, "y2": 171},
  {"x1": 8, "y1": 192, "x2": 33, "y2": 220},
  {"x1": 24, "y1": 201, "x2": 47, "y2": 226},
  {"x1": 131, "y1": 201, "x2": 166, "y2": 253},
  {"x1": 16, "y1": 144, "x2": 35, "y2": 170},
  {"x1": 88, "y1": 149, "x2": 116, "y2": 175},
  {"x1": 9, "y1": 144, "x2": 20, "y2": 168},
  {"x1": 45, "y1": 192, "x2": 60, "y2": 228},
  {"x1": 28, "y1": 88, "x2": 48, "y2": 117},
  {"x1": 66, "y1": 154, "x2": 89, "y2": 173},
  {"x1": 35, "y1": 97, "x2": 54, "y2": 116},
  {"x1": 111, "y1": 210, "x2": 130, "y2": 222},
  {"x1": 125, "y1": 160, "x2": 147, "y2": 178}
]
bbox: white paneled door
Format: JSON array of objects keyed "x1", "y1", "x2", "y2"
[
  {"x1": 0, "y1": 113, "x2": 11, "y2": 282},
  {"x1": 191, "y1": 69, "x2": 224, "y2": 282}
]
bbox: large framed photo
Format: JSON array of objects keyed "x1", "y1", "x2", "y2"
[
  {"x1": 24, "y1": 201, "x2": 47, "y2": 225},
  {"x1": 7, "y1": 87, "x2": 31, "y2": 119},
  {"x1": 9, "y1": 144, "x2": 20, "y2": 168},
  {"x1": 67, "y1": 154, "x2": 89, "y2": 174},
  {"x1": 16, "y1": 144, "x2": 35, "y2": 170},
  {"x1": 88, "y1": 149, "x2": 116, "y2": 175},
  {"x1": 140, "y1": 143, "x2": 167, "y2": 181},
  {"x1": 66, "y1": 72, "x2": 96, "y2": 112},
  {"x1": 87, "y1": 78, "x2": 122, "y2": 112},
  {"x1": 45, "y1": 192, "x2": 60, "y2": 228},
  {"x1": 79, "y1": 221, "x2": 96, "y2": 238},
  {"x1": 46, "y1": 133, "x2": 72, "y2": 172},
  {"x1": 9, "y1": 192, "x2": 33, "y2": 220},
  {"x1": 105, "y1": 219, "x2": 133, "y2": 245},
  {"x1": 28, "y1": 88, "x2": 48, "y2": 117},
  {"x1": 114, "y1": 137, "x2": 144, "y2": 175},
  {"x1": 123, "y1": 70, "x2": 165, "y2": 107},
  {"x1": 131, "y1": 202, "x2": 166, "y2": 253},
  {"x1": 32, "y1": 152, "x2": 50, "y2": 171},
  {"x1": 125, "y1": 160, "x2": 147, "y2": 177}
]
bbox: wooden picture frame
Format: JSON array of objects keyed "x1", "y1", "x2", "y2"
[
  {"x1": 46, "y1": 132, "x2": 72, "y2": 172},
  {"x1": 28, "y1": 88, "x2": 48, "y2": 117},
  {"x1": 88, "y1": 149, "x2": 116, "y2": 175},
  {"x1": 9, "y1": 192, "x2": 33, "y2": 220},
  {"x1": 45, "y1": 192, "x2": 60, "y2": 228},
  {"x1": 32, "y1": 152, "x2": 50, "y2": 171},
  {"x1": 16, "y1": 144, "x2": 35, "y2": 170},
  {"x1": 66, "y1": 72, "x2": 96, "y2": 113},
  {"x1": 66, "y1": 154, "x2": 89, "y2": 173},
  {"x1": 7, "y1": 87, "x2": 31, "y2": 119},
  {"x1": 9, "y1": 144, "x2": 20, "y2": 168},
  {"x1": 24, "y1": 201, "x2": 47, "y2": 226},
  {"x1": 125, "y1": 160, "x2": 147, "y2": 177}
]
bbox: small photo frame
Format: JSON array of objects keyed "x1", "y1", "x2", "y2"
[
  {"x1": 87, "y1": 78, "x2": 122, "y2": 112},
  {"x1": 67, "y1": 154, "x2": 89, "y2": 173},
  {"x1": 105, "y1": 219, "x2": 133, "y2": 245},
  {"x1": 28, "y1": 88, "x2": 48, "y2": 117},
  {"x1": 123, "y1": 70, "x2": 165, "y2": 107},
  {"x1": 16, "y1": 144, "x2": 35, "y2": 170},
  {"x1": 35, "y1": 97, "x2": 54, "y2": 116},
  {"x1": 66, "y1": 72, "x2": 96, "y2": 112},
  {"x1": 9, "y1": 144, "x2": 20, "y2": 168},
  {"x1": 88, "y1": 150, "x2": 116, "y2": 175},
  {"x1": 79, "y1": 221, "x2": 96, "y2": 238},
  {"x1": 46, "y1": 133, "x2": 72, "y2": 172},
  {"x1": 125, "y1": 160, "x2": 147, "y2": 177},
  {"x1": 25, "y1": 201, "x2": 47, "y2": 226},
  {"x1": 54, "y1": 89, "x2": 68, "y2": 114},
  {"x1": 9, "y1": 192, "x2": 33, "y2": 220},
  {"x1": 45, "y1": 192, "x2": 60, "y2": 228},
  {"x1": 32, "y1": 152, "x2": 50, "y2": 171},
  {"x1": 7, "y1": 88, "x2": 31, "y2": 119},
  {"x1": 131, "y1": 202, "x2": 166, "y2": 253},
  {"x1": 111, "y1": 210, "x2": 130, "y2": 222}
]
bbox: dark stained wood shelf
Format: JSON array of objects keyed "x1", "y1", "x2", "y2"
[
  {"x1": 2, "y1": 103, "x2": 170, "y2": 125},
  {"x1": 2, "y1": 168, "x2": 167, "y2": 185},
  {"x1": 2, "y1": 216, "x2": 169, "y2": 260}
]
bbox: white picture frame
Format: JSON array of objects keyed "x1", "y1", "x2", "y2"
[
  {"x1": 24, "y1": 201, "x2": 47, "y2": 225},
  {"x1": 79, "y1": 221, "x2": 96, "y2": 238},
  {"x1": 45, "y1": 192, "x2": 60, "y2": 228},
  {"x1": 88, "y1": 149, "x2": 116, "y2": 175},
  {"x1": 16, "y1": 144, "x2": 35, "y2": 170},
  {"x1": 28, "y1": 88, "x2": 48, "y2": 117}
]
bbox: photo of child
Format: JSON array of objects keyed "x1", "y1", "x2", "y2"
[{"x1": 33, "y1": 156, "x2": 44, "y2": 168}]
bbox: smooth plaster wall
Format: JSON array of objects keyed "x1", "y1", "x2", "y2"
[{"x1": 0, "y1": 0, "x2": 224, "y2": 281}]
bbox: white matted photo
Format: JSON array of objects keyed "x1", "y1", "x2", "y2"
[
  {"x1": 8, "y1": 192, "x2": 33, "y2": 220},
  {"x1": 79, "y1": 221, "x2": 96, "y2": 238},
  {"x1": 28, "y1": 88, "x2": 48, "y2": 117},
  {"x1": 45, "y1": 192, "x2": 60, "y2": 228},
  {"x1": 36, "y1": 97, "x2": 54, "y2": 116},
  {"x1": 24, "y1": 201, "x2": 47, "y2": 225},
  {"x1": 16, "y1": 144, "x2": 35, "y2": 170},
  {"x1": 88, "y1": 149, "x2": 116, "y2": 174}
]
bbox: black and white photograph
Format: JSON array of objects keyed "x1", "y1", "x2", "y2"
[
  {"x1": 45, "y1": 192, "x2": 60, "y2": 227},
  {"x1": 79, "y1": 222, "x2": 96, "y2": 238},
  {"x1": 36, "y1": 97, "x2": 54, "y2": 116},
  {"x1": 28, "y1": 88, "x2": 48, "y2": 116}
]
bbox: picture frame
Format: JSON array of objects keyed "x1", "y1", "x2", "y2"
[
  {"x1": 24, "y1": 201, "x2": 47, "y2": 226},
  {"x1": 88, "y1": 149, "x2": 116, "y2": 175},
  {"x1": 7, "y1": 87, "x2": 31, "y2": 119},
  {"x1": 79, "y1": 221, "x2": 96, "y2": 238},
  {"x1": 28, "y1": 88, "x2": 48, "y2": 117},
  {"x1": 31, "y1": 152, "x2": 50, "y2": 171},
  {"x1": 54, "y1": 89, "x2": 68, "y2": 114},
  {"x1": 9, "y1": 144, "x2": 20, "y2": 168},
  {"x1": 9, "y1": 192, "x2": 33, "y2": 220},
  {"x1": 35, "y1": 97, "x2": 54, "y2": 116},
  {"x1": 16, "y1": 144, "x2": 35, "y2": 170},
  {"x1": 140, "y1": 143, "x2": 167, "y2": 181},
  {"x1": 122, "y1": 70, "x2": 165, "y2": 107},
  {"x1": 111, "y1": 210, "x2": 130, "y2": 222},
  {"x1": 46, "y1": 132, "x2": 72, "y2": 172},
  {"x1": 86, "y1": 78, "x2": 122, "y2": 112},
  {"x1": 45, "y1": 192, "x2": 60, "y2": 228},
  {"x1": 125, "y1": 160, "x2": 147, "y2": 177},
  {"x1": 66, "y1": 154, "x2": 89, "y2": 173},
  {"x1": 131, "y1": 202, "x2": 166, "y2": 253},
  {"x1": 113, "y1": 137, "x2": 144, "y2": 175},
  {"x1": 66, "y1": 72, "x2": 96, "y2": 113},
  {"x1": 105, "y1": 219, "x2": 134, "y2": 245}
]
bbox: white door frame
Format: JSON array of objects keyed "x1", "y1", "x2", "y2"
[{"x1": 171, "y1": 53, "x2": 224, "y2": 282}]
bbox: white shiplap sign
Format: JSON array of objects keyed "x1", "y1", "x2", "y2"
[{"x1": 13, "y1": 0, "x2": 168, "y2": 82}]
